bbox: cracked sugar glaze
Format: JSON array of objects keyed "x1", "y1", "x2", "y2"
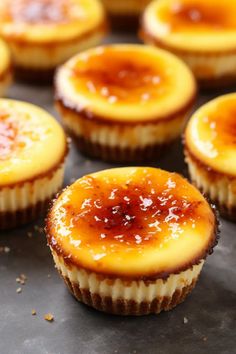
[
  {"x1": 57, "y1": 44, "x2": 196, "y2": 122},
  {"x1": 185, "y1": 93, "x2": 236, "y2": 177},
  {"x1": 47, "y1": 167, "x2": 215, "y2": 278},
  {"x1": 144, "y1": 0, "x2": 236, "y2": 52}
]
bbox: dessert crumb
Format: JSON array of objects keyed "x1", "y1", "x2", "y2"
[
  {"x1": 44, "y1": 313, "x2": 54, "y2": 322},
  {"x1": 31, "y1": 309, "x2": 36, "y2": 316},
  {"x1": 16, "y1": 274, "x2": 27, "y2": 285},
  {"x1": 16, "y1": 287, "x2": 22, "y2": 294},
  {"x1": 203, "y1": 336, "x2": 208, "y2": 342},
  {"x1": 183, "y1": 317, "x2": 188, "y2": 324}
]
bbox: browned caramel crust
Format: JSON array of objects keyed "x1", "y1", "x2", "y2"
[
  {"x1": 61, "y1": 274, "x2": 198, "y2": 315},
  {"x1": 0, "y1": 197, "x2": 51, "y2": 230},
  {"x1": 45, "y1": 192, "x2": 219, "y2": 281},
  {"x1": 0, "y1": 136, "x2": 69, "y2": 191},
  {"x1": 67, "y1": 128, "x2": 177, "y2": 163},
  {"x1": 55, "y1": 89, "x2": 197, "y2": 126}
]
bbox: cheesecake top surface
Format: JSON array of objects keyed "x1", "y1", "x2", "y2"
[
  {"x1": 143, "y1": 0, "x2": 236, "y2": 52},
  {"x1": 56, "y1": 44, "x2": 196, "y2": 123},
  {"x1": 47, "y1": 167, "x2": 216, "y2": 279},
  {"x1": 0, "y1": 39, "x2": 10, "y2": 74},
  {"x1": 186, "y1": 93, "x2": 236, "y2": 177},
  {"x1": 0, "y1": 0, "x2": 105, "y2": 43},
  {"x1": 0, "y1": 99, "x2": 67, "y2": 186}
]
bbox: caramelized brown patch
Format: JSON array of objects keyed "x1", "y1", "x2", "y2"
[
  {"x1": 65, "y1": 177, "x2": 202, "y2": 248},
  {"x1": 70, "y1": 48, "x2": 167, "y2": 104},
  {"x1": 157, "y1": 1, "x2": 236, "y2": 32}
]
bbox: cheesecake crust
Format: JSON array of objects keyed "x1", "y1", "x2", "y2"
[
  {"x1": 65, "y1": 129, "x2": 177, "y2": 163},
  {"x1": 62, "y1": 274, "x2": 198, "y2": 315},
  {"x1": 0, "y1": 197, "x2": 51, "y2": 230}
]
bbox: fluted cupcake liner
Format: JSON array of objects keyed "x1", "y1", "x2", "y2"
[
  {"x1": 0, "y1": 164, "x2": 65, "y2": 230},
  {"x1": 185, "y1": 151, "x2": 236, "y2": 221},
  {"x1": 58, "y1": 103, "x2": 188, "y2": 163},
  {"x1": 52, "y1": 251, "x2": 204, "y2": 316}
]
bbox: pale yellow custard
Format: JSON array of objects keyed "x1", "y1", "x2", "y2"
[
  {"x1": 55, "y1": 44, "x2": 196, "y2": 122},
  {"x1": 0, "y1": 99, "x2": 67, "y2": 186},
  {"x1": 143, "y1": 0, "x2": 236, "y2": 52},
  {"x1": 185, "y1": 93, "x2": 236, "y2": 177},
  {"x1": 47, "y1": 167, "x2": 216, "y2": 279}
]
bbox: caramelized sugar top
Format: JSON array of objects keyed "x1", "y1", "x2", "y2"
[
  {"x1": 70, "y1": 47, "x2": 168, "y2": 104},
  {"x1": 158, "y1": 0, "x2": 236, "y2": 32},
  {"x1": 2, "y1": 0, "x2": 74, "y2": 24},
  {"x1": 49, "y1": 168, "x2": 210, "y2": 261}
]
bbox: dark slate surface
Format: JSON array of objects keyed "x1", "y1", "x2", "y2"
[{"x1": 0, "y1": 34, "x2": 236, "y2": 354}]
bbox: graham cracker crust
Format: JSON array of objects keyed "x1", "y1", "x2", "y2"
[
  {"x1": 0, "y1": 197, "x2": 50, "y2": 230},
  {"x1": 70, "y1": 134, "x2": 175, "y2": 164},
  {"x1": 62, "y1": 275, "x2": 197, "y2": 315}
]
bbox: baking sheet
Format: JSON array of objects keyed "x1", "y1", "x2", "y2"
[{"x1": 0, "y1": 34, "x2": 235, "y2": 354}]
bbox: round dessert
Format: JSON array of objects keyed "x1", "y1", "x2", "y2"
[
  {"x1": 55, "y1": 44, "x2": 196, "y2": 163},
  {"x1": 185, "y1": 93, "x2": 236, "y2": 221},
  {"x1": 101, "y1": 0, "x2": 151, "y2": 31},
  {"x1": 46, "y1": 167, "x2": 218, "y2": 315},
  {"x1": 0, "y1": 0, "x2": 107, "y2": 84},
  {"x1": 141, "y1": 0, "x2": 236, "y2": 87},
  {"x1": 0, "y1": 99, "x2": 68, "y2": 229},
  {"x1": 0, "y1": 39, "x2": 12, "y2": 97}
]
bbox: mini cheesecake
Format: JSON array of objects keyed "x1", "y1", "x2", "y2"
[
  {"x1": 0, "y1": 0, "x2": 107, "y2": 84},
  {"x1": 101, "y1": 0, "x2": 151, "y2": 30},
  {"x1": 55, "y1": 44, "x2": 196, "y2": 163},
  {"x1": 46, "y1": 167, "x2": 218, "y2": 315},
  {"x1": 141, "y1": 0, "x2": 236, "y2": 87},
  {"x1": 0, "y1": 39, "x2": 12, "y2": 97},
  {"x1": 185, "y1": 93, "x2": 236, "y2": 221},
  {"x1": 0, "y1": 99, "x2": 68, "y2": 229}
]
